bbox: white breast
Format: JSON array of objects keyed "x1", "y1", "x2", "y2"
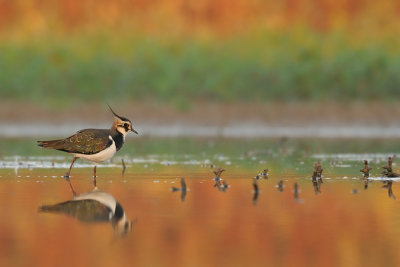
[{"x1": 74, "y1": 136, "x2": 117, "y2": 163}]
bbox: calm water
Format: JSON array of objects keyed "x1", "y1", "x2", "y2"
[{"x1": 1, "y1": 139, "x2": 400, "y2": 266}]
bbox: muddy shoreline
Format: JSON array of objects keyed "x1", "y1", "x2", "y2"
[{"x1": 1, "y1": 101, "x2": 400, "y2": 126}]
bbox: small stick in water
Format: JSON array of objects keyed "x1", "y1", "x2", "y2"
[
  {"x1": 221, "y1": 180, "x2": 229, "y2": 190},
  {"x1": 381, "y1": 156, "x2": 400, "y2": 177},
  {"x1": 122, "y1": 159, "x2": 126, "y2": 176},
  {"x1": 312, "y1": 179, "x2": 321, "y2": 195},
  {"x1": 277, "y1": 180, "x2": 284, "y2": 192},
  {"x1": 312, "y1": 161, "x2": 323, "y2": 182},
  {"x1": 360, "y1": 160, "x2": 372, "y2": 189},
  {"x1": 255, "y1": 169, "x2": 269, "y2": 180},
  {"x1": 171, "y1": 177, "x2": 187, "y2": 202},
  {"x1": 213, "y1": 167, "x2": 226, "y2": 182},
  {"x1": 382, "y1": 180, "x2": 396, "y2": 200},
  {"x1": 253, "y1": 178, "x2": 259, "y2": 205},
  {"x1": 360, "y1": 160, "x2": 372, "y2": 178},
  {"x1": 294, "y1": 182, "x2": 299, "y2": 200}
]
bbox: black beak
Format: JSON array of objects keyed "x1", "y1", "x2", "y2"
[{"x1": 131, "y1": 128, "x2": 138, "y2": 135}]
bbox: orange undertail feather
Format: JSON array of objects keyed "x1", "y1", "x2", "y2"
[{"x1": 37, "y1": 139, "x2": 65, "y2": 150}]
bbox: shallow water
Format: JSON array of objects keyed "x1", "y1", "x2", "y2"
[
  {"x1": 1, "y1": 165, "x2": 400, "y2": 267},
  {"x1": 1, "y1": 138, "x2": 400, "y2": 266}
]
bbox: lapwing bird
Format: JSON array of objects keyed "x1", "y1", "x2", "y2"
[
  {"x1": 38, "y1": 187, "x2": 133, "y2": 236},
  {"x1": 37, "y1": 105, "x2": 138, "y2": 186}
]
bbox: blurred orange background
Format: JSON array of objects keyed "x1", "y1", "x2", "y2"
[{"x1": 0, "y1": 0, "x2": 399, "y2": 38}]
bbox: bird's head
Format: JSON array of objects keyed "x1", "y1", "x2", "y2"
[
  {"x1": 113, "y1": 216, "x2": 134, "y2": 237},
  {"x1": 108, "y1": 105, "x2": 138, "y2": 135}
]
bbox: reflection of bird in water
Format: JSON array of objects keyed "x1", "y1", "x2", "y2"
[
  {"x1": 171, "y1": 178, "x2": 187, "y2": 202},
  {"x1": 276, "y1": 180, "x2": 284, "y2": 192},
  {"x1": 252, "y1": 178, "x2": 259, "y2": 205},
  {"x1": 38, "y1": 185, "x2": 133, "y2": 237},
  {"x1": 37, "y1": 106, "x2": 138, "y2": 186},
  {"x1": 382, "y1": 180, "x2": 396, "y2": 200}
]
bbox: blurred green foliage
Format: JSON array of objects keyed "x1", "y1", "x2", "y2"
[{"x1": 1, "y1": 31, "x2": 399, "y2": 106}]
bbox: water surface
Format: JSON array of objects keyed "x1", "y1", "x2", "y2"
[{"x1": 1, "y1": 138, "x2": 400, "y2": 266}]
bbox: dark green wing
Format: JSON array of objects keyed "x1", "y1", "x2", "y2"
[{"x1": 61, "y1": 129, "x2": 112, "y2": 155}]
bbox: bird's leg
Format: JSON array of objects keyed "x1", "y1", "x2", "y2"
[
  {"x1": 93, "y1": 163, "x2": 97, "y2": 187},
  {"x1": 66, "y1": 177, "x2": 77, "y2": 197},
  {"x1": 64, "y1": 157, "x2": 77, "y2": 178}
]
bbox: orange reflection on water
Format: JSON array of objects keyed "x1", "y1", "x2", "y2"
[{"x1": 1, "y1": 171, "x2": 400, "y2": 267}]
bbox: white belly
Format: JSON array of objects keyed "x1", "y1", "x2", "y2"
[{"x1": 74, "y1": 136, "x2": 117, "y2": 163}]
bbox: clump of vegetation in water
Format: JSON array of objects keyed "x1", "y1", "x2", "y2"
[
  {"x1": 360, "y1": 160, "x2": 372, "y2": 189},
  {"x1": 381, "y1": 156, "x2": 399, "y2": 178},
  {"x1": 360, "y1": 160, "x2": 372, "y2": 178},
  {"x1": 312, "y1": 161, "x2": 323, "y2": 182}
]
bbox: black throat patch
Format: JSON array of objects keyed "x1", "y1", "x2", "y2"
[
  {"x1": 114, "y1": 202, "x2": 124, "y2": 220},
  {"x1": 111, "y1": 132, "x2": 124, "y2": 151}
]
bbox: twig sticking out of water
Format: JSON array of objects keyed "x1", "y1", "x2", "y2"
[
  {"x1": 212, "y1": 167, "x2": 229, "y2": 192},
  {"x1": 381, "y1": 156, "x2": 399, "y2": 178},
  {"x1": 276, "y1": 180, "x2": 284, "y2": 192},
  {"x1": 213, "y1": 167, "x2": 226, "y2": 182},
  {"x1": 255, "y1": 169, "x2": 269, "y2": 180},
  {"x1": 312, "y1": 161, "x2": 323, "y2": 183},
  {"x1": 363, "y1": 178, "x2": 369, "y2": 190},
  {"x1": 312, "y1": 179, "x2": 322, "y2": 195},
  {"x1": 121, "y1": 159, "x2": 126, "y2": 176},
  {"x1": 382, "y1": 180, "x2": 396, "y2": 200},
  {"x1": 294, "y1": 182, "x2": 300, "y2": 201},
  {"x1": 253, "y1": 178, "x2": 259, "y2": 205},
  {"x1": 171, "y1": 178, "x2": 187, "y2": 202},
  {"x1": 360, "y1": 160, "x2": 372, "y2": 189},
  {"x1": 360, "y1": 160, "x2": 372, "y2": 178}
]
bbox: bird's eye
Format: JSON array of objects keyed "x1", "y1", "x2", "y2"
[{"x1": 124, "y1": 123, "x2": 129, "y2": 127}]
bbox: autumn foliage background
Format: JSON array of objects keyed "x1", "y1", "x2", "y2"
[{"x1": 0, "y1": 0, "x2": 399, "y2": 107}]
